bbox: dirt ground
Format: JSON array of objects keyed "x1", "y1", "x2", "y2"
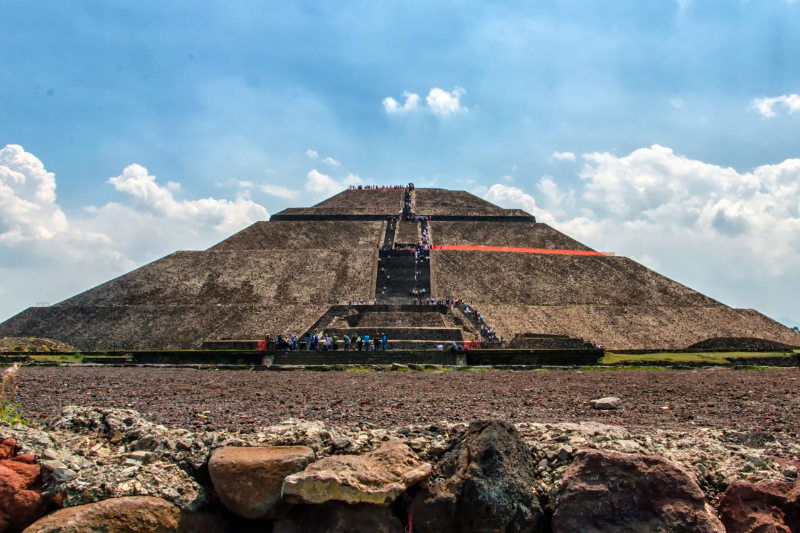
[{"x1": 17, "y1": 367, "x2": 799, "y2": 439}]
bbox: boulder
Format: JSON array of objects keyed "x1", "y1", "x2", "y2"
[
  {"x1": 22, "y1": 496, "x2": 180, "y2": 532},
  {"x1": 589, "y1": 397, "x2": 621, "y2": 410},
  {"x1": 717, "y1": 480, "x2": 800, "y2": 533},
  {"x1": 273, "y1": 502, "x2": 404, "y2": 533},
  {"x1": 0, "y1": 438, "x2": 48, "y2": 533},
  {"x1": 551, "y1": 449, "x2": 724, "y2": 533},
  {"x1": 282, "y1": 441, "x2": 431, "y2": 506},
  {"x1": 410, "y1": 419, "x2": 544, "y2": 533},
  {"x1": 208, "y1": 446, "x2": 314, "y2": 519}
]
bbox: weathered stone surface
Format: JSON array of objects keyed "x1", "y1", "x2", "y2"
[
  {"x1": 0, "y1": 438, "x2": 48, "y2": 533},
  {"x1": 208, "y1": 446, "x2": 314, "y2": 519},
  {"x1": 23, "y1": 496, "x2": 180, "y2": 532},
  {"x1": 551, "y1": 449, "x2": 724, "y2": 533},
  {"x1": 717, "y1": 480, "x2": 800, "y2": 533},
  {"x1": 282, "y1": 441, "x2": 431, "y2": 506},
  {"x1": 410, "y1": 419, "x2": 544, "y2": 533},
  {"x1": 589, "y1": 397, "x2": 621, "y2": 410},
  {"x1": 175, "y1": 511, "x2": 229, "y2": 533},
  {"x1": 273, "y1": 502, "x2": 404, "y2": 533}
]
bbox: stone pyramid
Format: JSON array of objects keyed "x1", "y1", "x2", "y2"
[{"x1": 1, "y1": 187, "x2": 797, "y2": 351}]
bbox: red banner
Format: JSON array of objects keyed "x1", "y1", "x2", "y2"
[{"x1": 431, "y1": 245, "x2": 608, "y2": 256}]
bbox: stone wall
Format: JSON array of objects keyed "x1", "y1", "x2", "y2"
[
  {"x1": 209, "y1": 220, "x2": 385, "y2": 251},
  {"x1": 432, "y1": 251, "x2": 722, "y2": 307},
  {"x1": 431, "y1": 221, "x2": 593, "y2": 251}
]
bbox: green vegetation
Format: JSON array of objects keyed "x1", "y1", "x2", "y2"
[
  {"x1": 601, "y1": 351, "x2": 794, "y2": 366},
  {"x1": 0, "y1": 364, "x2": 30, "y2": 426}
]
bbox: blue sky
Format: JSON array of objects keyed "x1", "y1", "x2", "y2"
[{"x1": 1, "y1": 0, "x2": 799, "y2": 326}]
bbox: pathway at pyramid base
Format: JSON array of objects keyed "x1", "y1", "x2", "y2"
[{"x1": 0, "y1": 187, "x2": 798, "y2": 352}]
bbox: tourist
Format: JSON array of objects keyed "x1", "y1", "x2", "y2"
[
  {"x1": 305, "y1": 333, "x2": 312, "y2": 351},
  {"x1": 364, "y1": 333, "x2": 371, "y2": 351},
  {"x1": 326, "y1": 334, "x2": 333, "y2": 350},
  {"x1": 381, "y1": 333, "x2": 387, "y2": 351},
  {"x1": 437, "y1": 344, "x2": 443, "y2": 351},
  {"x1": 356, "y1": 335, "x2": 363, "y2": 351},
  {"x1": 332, "y1": 335, "x2": 339, "y2": 350},
  {"x1": 344, "y1": 334, "x2": 351, "y2": 350}
]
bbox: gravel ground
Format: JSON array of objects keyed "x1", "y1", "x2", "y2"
[{"x1": 17, "y1": 366, "x2": 799, "y2": 437}]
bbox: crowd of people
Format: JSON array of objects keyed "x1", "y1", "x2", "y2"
[
  {"x1": 304, "y1": 330, "x2": 388, "y2": 351},
  {"x1": 347, "y1": 185, "x2": 405, "y2": 190}
]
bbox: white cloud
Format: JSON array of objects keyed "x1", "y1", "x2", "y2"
[
  {"x1": 305, "y1": 169, "x2": 362, "y2": 197},
  {"x1": 383, "y1": 91, "x2": 420, "y2": 114},
  {"x1": 0, "y1": 145, "x2": 269, "y2": 321},
  {"x1": 305, "y1": 149, "x2": 318, "y2": 160},
  {"x1": 322, "y1": 157, "x2": 341, "y2": 167},
  {"x1": 261, "y1": 184, "x2": 300, "y2": 199},
  {"x1": 482, "y1": 144, "x2": 800, "y2": 322},
  {"x1": 214, "y1": 179, "x2": 253, "y2": 189},
  {"x1": 426, "y1": 87, "x2": 467, "y2": 115},
  {"x1": 483, "y1": 184, "x2": 544, "y2": 220},
  {"x1": 383, "y1": 87, "x2": 467, "y2": 116},
  {"x1": 750, "y1": 94, "x2": 800, "y2": 117},
  {"x1": 552, "y1": 151, "x2": 576, "y2": 161},
  {"x1": 670, "y1": 98, "x2": 684, "y2": 109}
]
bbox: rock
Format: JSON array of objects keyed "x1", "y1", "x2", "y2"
[
  {"x1": 557, "y1": 445, "x2": 573, "y2": 462},
  {"x1": 52, "y1": 468, "x2": 77, "y2": 484},
  {"x1": 208, "y1": 446, "x2": 314, "y2": 519},
  {"x1": 717, "y1": 480, "x2": 800, "y2": 533},
  {"x1": 411, "y1": 419, "x2": 544, "y2": 533},
  {"x1": 23, "y1": 496, "x2": 180, "y2": 532},
  {"x1": 551, "y1": 449, "x2": 724, "y2": 533},
  {"x1": 176, "y1": 511, "x2": 230, "y2": 533},
  {"x1": 0, "y1": 438, "x2": 48, "y2": 533},
  {"x1": 39, "y1": 461, "x2": 66, "y2": 472},
  {"x1": 274, "y1": 502, "x2": 404, "y2": 533},
  {"x1": 589, "y1": 397, "x2": 621, "y2": 410},
  {"x1": 282, "y1": 441, "x2": 431, "y2": 506}
]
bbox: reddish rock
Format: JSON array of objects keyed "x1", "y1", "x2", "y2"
[
  {"x1": 22, "y1": 496, "x2": 180, "y2": 532},
  {"x1": 551, "y1": 449, "x2": 724, "y2": 533},
  {"x1": 208, "y1": 446, "x2": 314, "y2": 519},
  {"x1": 718, "y1": 481, "x2": 800, "y2": 533},
  {"x1": 0, "y1": 438, "x2": 48, "y2": 533}
]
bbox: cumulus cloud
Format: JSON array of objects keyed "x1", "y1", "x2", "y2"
[
  {"x1": 552, "y1": 151, "x2": 576, "y2": 161},
  {"x1": 305, "y1": 169, "x2": 362, "y2": 197},
  {"x1": 261, "y1": 184, "x2": 300, "y2": 199},
  {"x1": 383, "y1": 87, "x2": 466, "y2": 116},
  {"x1": 305, "y1": 149, "x2": 318, "y2": 159},
  {"x1": 383, "y1": 91, "x2": 420, "y2": 114},
  {"x1": 751, "y1": 94, "x2": 800, "y2": 117},
  {"x1": 322, "y1": 157, "x2": 341, "y2": 167},
  {"x1": 426, "y1": 87, "x2": 466, "y2": 115},
  {"x1": 482, "y1": 145, "x2": 800, "y2": 322},
  {"x1": 0, "y1": 145, "x2": 269, "y2": 320}
]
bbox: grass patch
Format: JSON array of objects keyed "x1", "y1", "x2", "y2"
[
  {"x1": 458, "y1": 366, "x2": 491, "y2": 372},
  {"x1": 346, "y1": 366, "x2": 372, "y2": 373},
  {"x1": 30, "y1": 353, "x2": 86, "y2": 363},
  {"x1": 602, "y1": 351, "x2": 794, "y2": 366}
]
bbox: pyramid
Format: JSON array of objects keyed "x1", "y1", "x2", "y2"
[{"x1": 1, "y1": 187, "x2": 797, "y2": 351}]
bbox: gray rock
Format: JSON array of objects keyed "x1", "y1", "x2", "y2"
[
  {"x1": 557, "y1": 445, "x2": 573, "y2": 462},
  {"x1": 589, "y1": 397, "x2": 622, "y2": 410},
  {"x1": 411, "y1": 419, "x2": 544, "y2": 533},
  {"x1": 40, "y1": 460, "x2": 66, "y2": 472},
  {"x1": 53, "y1": 467, "x2": 78, "y2": 483}
]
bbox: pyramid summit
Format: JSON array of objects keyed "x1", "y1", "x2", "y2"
[{"x1": 1, "y1": 186, "x2": 797, "y2": 352}]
